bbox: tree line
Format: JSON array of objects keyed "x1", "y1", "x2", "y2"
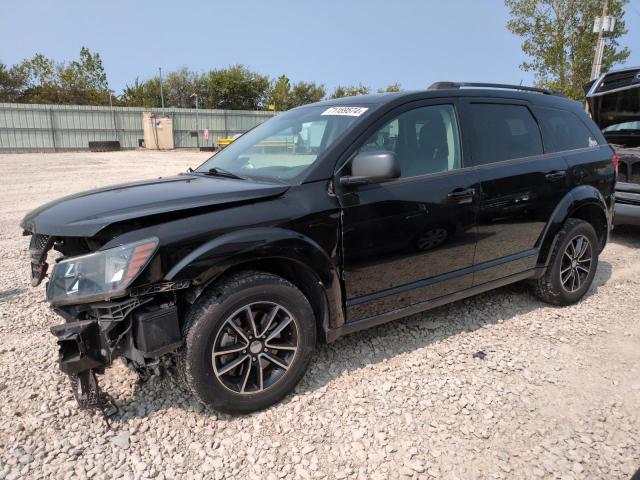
[
  {"x1": 0, "y1": 1, "x2": 632, "y2": 111},
  {"x1": 0, "y1": 48, "x2": 401, "y2": 110}
]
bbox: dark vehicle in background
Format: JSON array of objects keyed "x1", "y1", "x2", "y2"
[
  {"x1": 587, "y1": 66, "x2": 640, "y2": 226},
  {"x1": 22, "y1": 83, "x2": 616, "y2": 414}
]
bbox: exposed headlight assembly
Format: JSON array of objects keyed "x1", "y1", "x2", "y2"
[{"x1": 47, "y1": 238, "x2": 159, "y2": 306}]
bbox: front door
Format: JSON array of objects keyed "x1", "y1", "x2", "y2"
[{"x1": 338, "y1": 101, "x2": 480, "y2": 322}]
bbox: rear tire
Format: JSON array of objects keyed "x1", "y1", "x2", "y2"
[
  {"x1": 179, "y1": 271, "x2": 316, "y2": 413},
  {"x1": 532, "y1": 218, "x2": 599, "y2": 305}
]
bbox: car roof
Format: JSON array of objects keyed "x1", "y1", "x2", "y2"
[
  {"x1": 310, "y1": 88, "x2": 581, "y2": 111},
  {"x1": 318, "y1": 91, "x2": 413, "y2": 106}
]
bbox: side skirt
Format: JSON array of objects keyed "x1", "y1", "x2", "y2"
[{"x1": 325, "y1": 268, "x2": 541, "y2": 342}]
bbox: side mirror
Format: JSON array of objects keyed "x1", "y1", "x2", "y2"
[{"x1": 340, "y1": 150, "x2": 400, "y2": 187}]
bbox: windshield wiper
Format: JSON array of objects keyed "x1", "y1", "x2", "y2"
[{"x1": 202, "y1": 167, "x2": 246, "y2": 180}]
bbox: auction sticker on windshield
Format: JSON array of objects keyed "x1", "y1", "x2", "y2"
[{"x1": 321, "y1": 106, "x2": 369, "y2": 117}]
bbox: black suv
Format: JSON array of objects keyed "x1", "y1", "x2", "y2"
[{"x1": 22, "y1": 83, "x2": 616, "y2": 413}]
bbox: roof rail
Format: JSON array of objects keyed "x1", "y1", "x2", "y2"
[{"x1": 428, "y1": 81, "x2": 564, "y2": 97}]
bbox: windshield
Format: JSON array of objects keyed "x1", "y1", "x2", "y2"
[
  {"x1": 604, "y1": 121, "x2": 640, "y2": 132},
  {"x1": 196, "y1": 105, "x2": 370, "y2": 183}
]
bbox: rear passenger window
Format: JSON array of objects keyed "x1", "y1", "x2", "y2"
[
  {"x1": 468, "y1": 104, "x2": 543, "y2": 165},
  {"x1": 535, "y1": 108, "x2": 599, "y2": 152}
]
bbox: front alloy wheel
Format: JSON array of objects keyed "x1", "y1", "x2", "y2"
[
  {"x1": 180, "y1": 271, "x2": 316, "y2": 413},
  {"x1": 212, "y1": 302, "x2": 299, "y2": 394}
]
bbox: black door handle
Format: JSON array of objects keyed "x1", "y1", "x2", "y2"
[
  {"x1": 447, "y1": 187, "x2": 475, "y2": 203},
  {"x1": 545, "y1": 170, "x2": 566, "y2": 182}
]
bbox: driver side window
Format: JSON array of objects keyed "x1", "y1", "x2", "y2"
[{"x1": 358, "y1": 104, "x2": 461, "y2": 178}]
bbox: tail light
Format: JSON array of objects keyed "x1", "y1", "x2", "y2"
[{"x1": 611, "y1": 153, "x2": 619, "y2": 177}]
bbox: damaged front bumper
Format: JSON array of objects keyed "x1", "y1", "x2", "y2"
[
  {"x1": 22, "y1": 228, "x2": 192, "y2": 408},
  {"x1": 49, "y1": 292, "x2": 186, "y2": 409},
  {"x1": 50, "y1": 320, "x2": 108, "y2": 410},
  {"x1": 50, "y1": 320, "x2": 105, "y2": 375}
]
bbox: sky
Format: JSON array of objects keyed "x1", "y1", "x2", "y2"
[{"x1": 1, "y1": 0, "x2": 639, "y2": 95}]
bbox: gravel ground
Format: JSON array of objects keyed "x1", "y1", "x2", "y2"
[{"x1": 0, "y1": 151, "x2": 639, "y2": 480}]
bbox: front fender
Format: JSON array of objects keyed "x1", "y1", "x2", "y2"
[
  {"x1": 164, "y1": 227, "x2": 345, "y2": 332},
  {"x1": 536, "y1": 185, "x2": 610, "y2": 267},
  {"x1": 164, "y1": 227, "x2": 336, "y2": 283}
]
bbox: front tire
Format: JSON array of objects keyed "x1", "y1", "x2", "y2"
[
  {"x1": 179, "y1": 271, "x2": 316, "y2": 413},
  {"x1": 532, "y1": 218, "x2": 599, "y2": 305}
]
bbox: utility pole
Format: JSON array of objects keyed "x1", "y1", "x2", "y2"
[
  {"x1": 159, "y1": 67, "x2": 165, "y2": 114},
  {"x1": 590, "y1": 0, "x2": 610, "y2": 81}
]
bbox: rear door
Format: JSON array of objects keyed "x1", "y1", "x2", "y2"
[{"x1": 460, "y1": 99, "x2": 570, "y2": 284}]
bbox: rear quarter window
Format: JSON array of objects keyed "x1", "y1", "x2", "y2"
[{"x1": 535, "y1": 107, "x2": 599, "y2": 152}]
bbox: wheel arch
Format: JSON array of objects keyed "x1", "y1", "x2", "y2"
[
  {"x1": 166, "y1": 227, "x2": 345, "y2": 343},
  {"x1": 537, "y1": 185, "x2": 610, "y2": 267},
  {"x1": 214, "y1": 258, "x2": 339, "y2": 343}
]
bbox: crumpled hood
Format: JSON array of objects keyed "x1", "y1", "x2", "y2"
[{"x1": 20, "y1": 174, "x2": 288, "y2": 237}]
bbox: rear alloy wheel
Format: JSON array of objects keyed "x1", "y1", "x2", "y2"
[
  {"x1": 559, "y1": 235, "x2": 593, "y2": 293},
  {"x1": 180, "y1": 271, "x2": 316, "y2": 413},
  {"x1": 532, "y1": 218, "x2": 599, "y2": 305}
]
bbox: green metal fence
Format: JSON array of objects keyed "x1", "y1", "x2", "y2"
[{"x1": 0, "y1": 103, "x2": 276, "y2": 152}]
